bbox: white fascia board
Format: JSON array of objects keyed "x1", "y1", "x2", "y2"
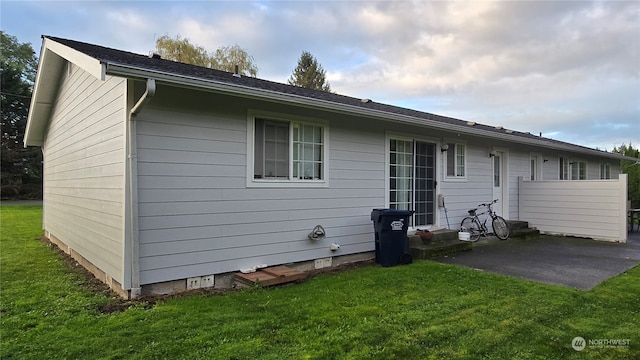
[
  {"x1": 105, "y1": 63, "x2": 624, "y2": 160},
  {"x1": 44, "y1": 38, "x2": 105, "y2": 80},
  {"x1": 24, "y1": 38, "x2": 107, "y2": 147},
  {"x1": 24, "y1": 44, "x2": 60, "y2": 146}
]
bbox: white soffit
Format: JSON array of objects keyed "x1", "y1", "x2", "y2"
[{"x1": 24, "y1": 38, "x2": 105, "y2": 146}]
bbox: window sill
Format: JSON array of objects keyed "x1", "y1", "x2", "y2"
[
  {"x1": 443, "y1": 176, "x2": 467, "y2": 182},
  {"x1": 247, "y1": 179, "x2": 329, "y2": 188}
]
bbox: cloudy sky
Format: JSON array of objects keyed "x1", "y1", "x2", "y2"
[{"x1": 2, "y1": 0, "x2": 639, "y2": 151}]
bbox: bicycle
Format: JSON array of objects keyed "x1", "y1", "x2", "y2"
[{"x1": 459, "y1": 199, "x2": 510, "y2": 242}]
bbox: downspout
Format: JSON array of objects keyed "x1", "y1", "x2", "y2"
[
  {"x1": 128, "y1": 78, "x2": 156, "y2": 298},
  {"x1": 131, "y1": 78, "x2": 156, "y2": 116}
]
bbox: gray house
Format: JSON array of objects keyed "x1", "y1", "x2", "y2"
[{"x1": 25, "y1": 36, "x2": 626, "y2": 298}]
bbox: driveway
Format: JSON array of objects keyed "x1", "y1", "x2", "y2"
[{"x1": 436, "y1": 232, "x2": 640, "y2": 290}]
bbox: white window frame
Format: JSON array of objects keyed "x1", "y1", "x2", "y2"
[
  {"x1": 529, "y1": 153, "x2": 543, "y2": 181},
  {"x1": 559, "y1": 156, "x2": 587, "y2": 180},
  {"x1": 384, "y1": 132, "x2": 441, "y2": 229},
  {"x1": 443, "y1": 140, "x2": 467, "y2": 182},
  {"x1": 247, "y1": 110, "x2": 329, "y2": 188},
  {"x1": 600, "y1": 163, "x2": 611, "y2": 180},
  {"x1": 559, "y1": 156, "x2": 569, "y2": 180},
  {"x1": 571, "y1": 160, "x2": 587, "y2": 180}
]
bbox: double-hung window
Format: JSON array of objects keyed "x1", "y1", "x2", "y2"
[
  {"x1": 445, "y1": 142, "x2": 466, "y2": 179},
  {"x1": 251, "y1": 113, "x2": 327, "y2": 185}
]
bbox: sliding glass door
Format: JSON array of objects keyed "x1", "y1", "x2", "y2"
[{"x1": 389, "y1": 139, "x2": 436, "y2": 227}]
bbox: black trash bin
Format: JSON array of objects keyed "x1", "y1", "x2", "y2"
[{"x1": 371, "y1": 209, "x2": 414, "y2": 267}]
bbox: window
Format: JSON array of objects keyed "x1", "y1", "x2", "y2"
[
  {"x1": 251, "y1": 114, "x2": 326, "y2": 185},
  {"x1": 572, "y1": 161, "x2": 586, "y2": 180},
  {"x1": 494, "y1": 155, "x2": 501, "y2": 187},
  {"x1": 559, "y1": 157, "x2": 568, "y2": 180},
  {"x1": 255, "y1": 119, "x2": 289, "y2": 179},
  {"x1": 600, "y1": 163, "x2": 611, "y2": 179},
  {"x1": 446, "y1": 142, "x2": 466, "y2": 178},
  {"x1": 293, "y1": 123, "x2": 323, "y2": 180},
  {"x1": 559, "y1": 157, "x2": 586, "y2": 180},
  {"x1": 530, "y1": 153, "x2": 542, "y2": 181}
]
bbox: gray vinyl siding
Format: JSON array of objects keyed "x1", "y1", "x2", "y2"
[
  {"x1": 42, "y1": 63, "x2": 126, "y2": 284},
  {"x1": 132, "y1": 84, "x2": 624, "y2": 285},
  {"x1": 437, "y1": 138, "x2": 493, "y2": 227},
  {"x1": 135, "y1": 87, "x2": 385, "y2": 285}
]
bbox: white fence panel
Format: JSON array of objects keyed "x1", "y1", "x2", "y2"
[{"x1": 518, "y1": 174, "x2": 627, "y2": 242}]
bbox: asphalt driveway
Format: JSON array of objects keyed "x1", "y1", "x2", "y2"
[{"x1": 436, "y1": 232, "x2": 640, "y2": 290}]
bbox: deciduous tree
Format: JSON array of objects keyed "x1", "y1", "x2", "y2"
[
  {"x1": 155, "y1": 34, "x2": 210, "y2": 67},
  {"x1": 155, "y1": 35, "x2": 258, "y2": 76},
  {"x1": 210, "y1": 45, "x2": 258, "y2": 77}
]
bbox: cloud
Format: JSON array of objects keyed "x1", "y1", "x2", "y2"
[
  {"x1": 330, "y1": 1, "x2": 638, "y2": 95},
  {"x1": 2, "y1": 0, "x2": 638, "y2": 149}
]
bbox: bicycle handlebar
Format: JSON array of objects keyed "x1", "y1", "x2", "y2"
[{"x1": 476, "y1": 199, "x2": 499, "y2": 208}]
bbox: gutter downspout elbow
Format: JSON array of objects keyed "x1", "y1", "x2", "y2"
[
  {"x1": 131, "y1": 78, "x2": 156, "y2": 117},
  {"x1": 128, "y1": 78, "x2": 155, "y2": 299}
]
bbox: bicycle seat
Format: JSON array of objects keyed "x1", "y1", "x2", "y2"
[{"x1": 468, "y1": 209, "x2": 476, "y2": 216}]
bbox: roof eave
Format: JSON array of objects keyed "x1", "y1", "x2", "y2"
[
  {"x1": 24, "y1": 37, "x2": 105, "y2": 147},
  {"x1": 105, "y1": 63, "x2": 624, "y2": 160}
]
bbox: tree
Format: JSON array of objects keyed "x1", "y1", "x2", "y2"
[
  {"x1": 287, "y1": 51, "x2": 331, "y2": 92},
  {"x1": 1, "y1": 31, "x2": 42, "y2": 199},
  {"x1": 210, "y1": 45, "x2": 258, "y2": 77},
  {"x1": 155, "y1": 35, "x2": 258, "y2": 77},
  {"x1": 154, "y1": 35, "x2": 209, "y2": 67},
  {"x1": 614, "y1": 143, "x2": 640, "y2": 207}
]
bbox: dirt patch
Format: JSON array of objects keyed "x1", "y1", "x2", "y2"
[
  {"x1": 306, "y1": 259, "x2": 376, "y2": 278},
  {"x1": 40, "y1": 235, "x2": 378, "y2": 313}
]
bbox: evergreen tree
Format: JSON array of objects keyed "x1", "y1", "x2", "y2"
[
  {"x1": 288, "y1": 51, "x2": 331, "y2": 92},
  {"x1": 614, "y1": 144, "x2": 640, "y2": 207},
  {"x1": 1, "y1": 31, "x2": 42, "y2": 199}
]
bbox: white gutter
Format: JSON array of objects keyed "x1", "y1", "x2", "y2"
[
  {"x1": 105, "y1": 63, "x2": 626, "y2": 161},
  {"x1": 127, "y1": 78, "x2": 156, "y2": 299}
]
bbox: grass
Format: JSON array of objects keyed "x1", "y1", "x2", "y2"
[{"x1": 1, "y1": 205, "x2": 639, "y2": 359}]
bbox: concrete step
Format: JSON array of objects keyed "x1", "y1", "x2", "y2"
[
  {"x1": 408, "y1": 229, "x2": 459, "y2": 247},
  {"x1": 510, "y1": 227, "x2": 540, "y2": 239},
  {"x1": 408, "y1": 221, "x2": 538, "y2": 260},
  {"x1": 506, "y1": 220, "x2": 530, "y2": 231},
  {"x1": 410, "y1": 238, "x2": 473, "y2": 259}
]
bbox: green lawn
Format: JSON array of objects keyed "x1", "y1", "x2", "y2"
[{"x1": 1, "y1": 205, "x2": 639, "y2": 359}]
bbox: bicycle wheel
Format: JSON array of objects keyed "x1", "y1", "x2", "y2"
[
  {"x1": 492, "y1": 216, "x2": 510, "y2": 240},
  {"x1": 460, "y1": 217, "x2": 481, "y2": 242}
]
